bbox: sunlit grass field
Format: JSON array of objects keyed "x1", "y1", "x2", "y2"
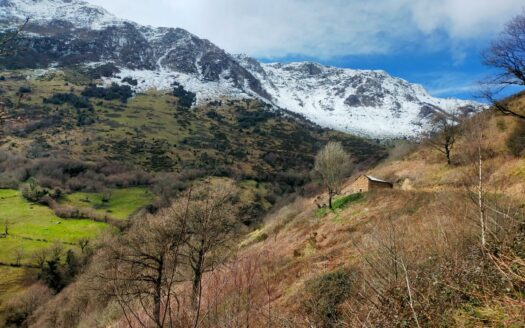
[
  {"x1": 0, "y1": 189, "x2": 110, "y2": 264},
  {"x1": 61, "y1": 187, "x2": 154, "y2": 220}
]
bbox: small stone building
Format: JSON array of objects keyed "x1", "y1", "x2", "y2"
[{"x1": 350, "y1": 175, "x2": 393, "y2": 193}]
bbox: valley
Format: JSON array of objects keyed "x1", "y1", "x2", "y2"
[
  {"x1": 0, "y1": 65, "x2": 387, "y2": 321},
  {"x1": 0, "y1": 0, "x2": 524, "y2": 327}
]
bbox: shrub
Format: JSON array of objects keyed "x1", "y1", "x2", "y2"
[
  {"x1": 302, "y1": 269, "x2": 355, "y2": 328},
  {"x1": 87, "y1": 63, "x2": 120, "y2": 79},
  {"x1": 122, "y1": 76, "x2": 138, "y2": 86},
  {"x1": 332, "y1": 193, "x2": 363, "y2": 210},
  {"x1": 1, "y1": 284, "x2": 53, "y2": 328},
  {"x1": 17, "y1": 86, "x2": 32, "y2": 94},
  {"x1": 82, "y1": 83, "x2": 133, "y2": 103},
  {"x1": 508, "y1": 121, "x2": 525, "y2": 156},
  {"x1": 21, "y1": 178, "x2": 48, "y2": 203},
  {"x1": 44, "y1": 93, "x2": 92, "y2": 109},
  {"x1": 101, "y1": 189, "x2": 111, "y2": 203},
  {"x1": 172, "y1": 82, "x2": 196, "y2": 109}
]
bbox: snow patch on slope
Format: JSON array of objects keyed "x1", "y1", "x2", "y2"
[
  {"x1": 101, "y1": 68, "x2": 252, "y2": 104},
  {"x1": 0, "y1": 0, "x2": 124, "y2": 30}
]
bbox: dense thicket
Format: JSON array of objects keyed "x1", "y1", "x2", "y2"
[{"x1": 81, "y1": 83, "x2": 133, "y2": 103}]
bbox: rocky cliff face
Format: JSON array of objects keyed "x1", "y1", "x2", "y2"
[
  {"x1": 237, "y1": 60, "x2": 479, "y2": 138},
  {"x1": 0, "y1": 0, "x2": 481, "y2": 138}
]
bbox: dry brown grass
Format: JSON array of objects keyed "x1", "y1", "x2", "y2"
[{"x1": 24, "y1": 103, "x2": 525, "y2": 327}]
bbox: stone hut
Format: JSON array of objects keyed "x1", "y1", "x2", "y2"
[{"x1": 350, "y1": 175, "x2": 393, "y2": 193}]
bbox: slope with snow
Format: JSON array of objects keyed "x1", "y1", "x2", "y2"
[
  {"x1": 0, "y1": 0, "x2": 482, "y2": 138},
  {"x1": 0, "y1": 0, "x2": 124, "y2": 30},
  {"x1": 236, "y1": 59, "x2": 479, "y2": 138}
]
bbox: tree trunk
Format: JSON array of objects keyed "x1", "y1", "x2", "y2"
[
  {"x1": 478, "y1": 143, "x2": 486, "y2": 249},
  {"x1": 154, "y1": 259, "x2": 164, "y2": 328},
  {"x1": 328, "y1": 192, "x2": 333, "y2": 210},
  {"x1": 445, "y1": 143, "x2": 451, "y2": 165},
  {"x1": 191, "y1": 248, "x2": 205, "y2": 310},
  {"x1": 191, "y1": 248, "x2": 205, "y2": 328}
]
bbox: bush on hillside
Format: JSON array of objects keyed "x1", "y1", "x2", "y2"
[
  {"x1": 172, "y1": 82, "x2": 196, "y2": 109},
  {"x1": 82, "y1": 83, "x2": 133, "y2": 103},
  {"x1": 301, "y1": 268, "x2": 355, "y2": 327},
  {"x1": 122, "y1": 76, "x2": 138, "y2": 86},
  {"x1": 44, "y1": 93, "x2": 92, "y2": 109},
  {"x1": 21, "y1": 178, "x2": 48, "y2": 203},
  {"x1": 17, "y1": 86, "x2": 32, "y2": 94},
  {"x1": 508, "y1": 121, "x2": 525, "y2": 156},
  {"x1": 86, "y1": 63, "x2": 120, "y2": 79},
  {"x1": 1, "y1": 284, "x2": 53, "y2": 328}
]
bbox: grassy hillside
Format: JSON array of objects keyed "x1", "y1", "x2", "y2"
[
  {"x1": 0, "y1": 189, "x2": 113, "y2": 311},
  {"x1": 0, "y1": 66, "x2": 389, "y2": 325},
  {"x1": 0, "y1": 67, "x2": 386, "y2": 222},
  {"x1": 0, "y1": 68, "x2": 385, "y2": 175},
  {"x1": 60, "y1": 187, "x2": 154, "y2": 220},
  {"x1": 218, "y1": 102, "x2": 525, "y2": 327},
  {"x1": 29, "y1": 96, "x2": 525, "y2": 327}
]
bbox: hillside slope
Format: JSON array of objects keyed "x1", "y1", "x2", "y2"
[
  {"x1": 0, "y1": 68, "x2": 386, "y2": 219},
  {"x1": 21, "y1": 96, "x2": 525, "y2": 328}
]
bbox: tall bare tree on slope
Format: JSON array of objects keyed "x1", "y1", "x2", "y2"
[
  {"x1": 482, "y1": 10, "x2": 525, "y2": 119},
  {"x1": 425, "y1": 111, "x2": 461, "y2": 165},
  {"x1": 315, "y1": 141, "x2": 351, "y2": 210}
]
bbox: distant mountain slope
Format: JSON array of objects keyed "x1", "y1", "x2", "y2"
[
  {"x1": 236, "y1": 58, "x2": 479, "y2": 138},
  {"x1": 0, "y1": 0, "x2": 481, "y2": 138},
  {"x1": 0, "y1": 69, "x2": 387, "y2": 209}
]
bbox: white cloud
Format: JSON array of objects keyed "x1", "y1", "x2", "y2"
[{"x1": 87, "y1": 0, "x2": 523, "y2": 57}]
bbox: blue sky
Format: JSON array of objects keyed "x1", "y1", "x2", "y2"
[
  {"x1": 259, "y1": 44, "x2": 489, "y2": 100},
  {"x1": 88, "y1": 0, "x2": 525, "y2": 100}
]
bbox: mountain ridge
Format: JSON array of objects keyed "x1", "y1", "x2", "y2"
[{"x1": 0, "y1": 0, "x2": 482, "y2": 138}]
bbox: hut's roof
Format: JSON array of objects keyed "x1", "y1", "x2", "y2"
[{"x1": 365, "y1": 175, "x2": 391, "y2": 184}]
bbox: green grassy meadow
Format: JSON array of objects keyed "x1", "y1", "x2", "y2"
[
  {"x1": 0, "y1": 190, "x2": 105, "y2": 309},
  {"x1": 0, "y1": 189, "x2": 110, "y2": 264},
  {"x1": 61, "y1": 187, "x2": 154, "y2": 220}
]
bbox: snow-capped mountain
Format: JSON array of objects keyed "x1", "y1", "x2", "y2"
[
  {"x1": 0, "y1": 0, "x2": 123, "y2": 30},
  {"x1": 236, "y1": 59, "x2": 478, "y2": 138},
  {"x1": 0, "y1": 0, "x2": 481, "y2": 138},
  {"x1": 0, "y1": 0, "x2": 269, "y2": 99}
]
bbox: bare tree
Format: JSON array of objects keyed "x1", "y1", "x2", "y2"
[
  {"x1": 77, "y1": 238, "x2": 89, "y2": 254},
  {"x1": 425, "y1": 112, "x2": 461, "y2": 165},
  {"x1": 49, "y1": 241, "x2": 63, "y2": 261},
  {"x1": 183, "y1": 180, "x2": 240, "y2": 323},
  {"x1": 31, "y1": 248, "x2": 48, "y2": 269},
  {"x1": 482, "y1": 10, "x2": 525, "y2": 119},
  {"x1": 314, "y1": 142, "x2": 351, "y2": 209},
  {"x1": 99, "y1": 200, "x2": 190, "y2": 328},
  {"x1": 462, "y1": 114, "x2": 491, "y2": 249},
  {"x1": 14, "y1": 247, "x2": 24, "y2": 267}
]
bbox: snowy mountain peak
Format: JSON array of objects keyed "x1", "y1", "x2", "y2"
[
  {"x1": 0, "y1": 0, "x2": 482, "y2": 139},
  {"x1": 0, "y1": 0, "x2": 123, "y2": 30},
  {"x1": 240, "y1": 61, "x2": 480, "y2": 138}
]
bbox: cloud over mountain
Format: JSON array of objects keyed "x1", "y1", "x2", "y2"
[{"x1": 87, "y1": 0, "x2": 523, "y2": 57}]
